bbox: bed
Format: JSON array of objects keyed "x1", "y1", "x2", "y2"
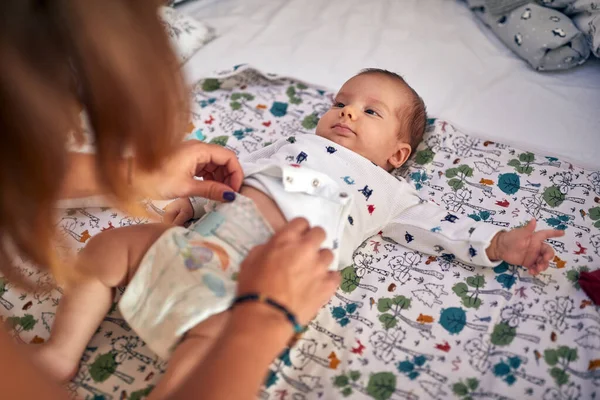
[{"x1": 1, "y1": 2, "x2": 599, "y2": 400}]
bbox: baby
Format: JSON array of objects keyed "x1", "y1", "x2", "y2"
[{"x1": 35, "y1": 69, "x2": 563, "y2": 394}]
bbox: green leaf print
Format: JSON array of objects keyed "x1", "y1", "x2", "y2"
[
  {"x1": 516, "y1": 165, "x2": 534, "y2": 175},
  {"x1": 341, "y1": 387, "x2": 353, "y2": 397},
  {"x1": 379, "y1": 314, "x2": 397, "y2": 330},
  {"x1": 19, "y1": 314, "x2": 37, "y2": 331},
  {"x1": 366, "y1": 372, "x2": 396, "y2": 400},
  {"x1": 301, "y1": 113, "x2": 320, "y2": 130},
  {"x1": 296, "y1": 83, "x2": 308, "y2": 90},
  {"x1": 498, "y1": 173, "x2": 521, "y2": 195},
  {"x1": 507, "y1": 159, "x2": 521, "y2": 167},
  {"x1": 415, "y1": 148, "x2": 435, "y2": 165},
  {"x1": 445, "y1": 168, "x2": 458, "y2": 178},
  {"x1": 452, "y1": 283, "x2": 469, "y2": 297},
  {"x1": 466, "y1": 378, "x2": 479, "y2": 391},
  {"x1": 89, "y1": 353, "x2": 118, "y2": 383},
  {"x1": 129, "y1": 385, "x2": 154, "y2": 400},
  {"x1": 209, "y1": 136, "x2": 229, "y2": 147},
  {"x1": 457, "y1": 165, "x2": 474, "y2": 177},
  {"x1": 448, "y1": 178, "x2": 464, "y2": 190},
  {"x1": 519, "y1": 152, "x2": 535, "y2": 163},
  {"x1": 333, "y1": 375, "x2": 349, "y2": 387},
  {"x1": 452, "y1": 382, "x2": 469, "y2": 396},
  {"x1": 544, "y1": 349, "x2": 559, "y2": 366},
  {"x1": 543, "y1": 186, "x2": 565, "y2": 208},
  {"x1": 349, "y1": 371, "x2": 361, "y2": 381},
  {"x1": 392, "y1": 295, "x2": 411, "y2": 310},
  {"x1": 461, "y1": 296, "x2": 482, "y2": 309},
  {"x1": 589, "y1": 207, "x2": 600, "y2": 221},
  {"x1": 466, "y1": 275, "x2": 486, "y2": 289},
  {"x1": 201, "y1": 78, "x2": 221, "y2": 92},
  {"x1": 550, "y1": 367, "x2": 569, "y2": 386},
  {"x1": 377, "y1": 298, "x2": 394, "y2": 313},
  {"x1": 340, "y1": 266, "x2": 360, "y2": 293},
  {"x1": 230, "y1": 101, "x2": 242, "y2": 110},
  {"x1": 491, "y1": 322, "x2": 516, "y2": 346},
  {"x1": 556, "y1": 346, "x2": 578, "y2": 362}
]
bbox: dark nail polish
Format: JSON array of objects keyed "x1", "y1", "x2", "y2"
[{"x1": 223, "y1": 191, "x2": 236, "y2": 202}]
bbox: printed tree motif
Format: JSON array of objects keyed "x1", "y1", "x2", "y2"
[
  {"x1": 286, "y1": 85, "x2": 303, "y2": 104},
  {"x1": 544, "y1": 346, "x2": 600, "y2": 386},
  {"x1": 353, "y1": 252, "x2": 390, "y2": 278},
  {"x1": 438, "y1": 307, "x2": 488, "y2": 335},
  {"x1": 201, "y1": 78, "x2": 220, "y2": 92},
  {"x1": 333, "y1": 371, "x2": 418, "y2": 400},
  {"x1": 464, "y1": 337, "x2": 526, "y2": 374},
  {"x1": 413, "y1": 148, "x2": 443, "y2": 168},
  {"x1": 88, "y1": 352, "x2": 134, "y2": 384},
  {"x1": 493, "y1": 356, "x2": 545, "y2": 386},
  {"x1": 67, "y1": 367, "x2": 113, "y2": 400},
  {"x1": 508, "y1": 152, "x2": 560, "y2": 175},
  {"x1": 409, "y1": 171, "x2": 443, "y2": 191},
  {"x1": 129, "y1": 385, "x2": 154, "y2": 400},
  {"x1": 550, "y1": 172, "x2": 591, "y2": 194},
  {"x1": 500, "y1": 302, "x2": 547, "y2": 327},
  {"x1": 332, "y1": 303, "x2": 373, "y2": 328},
  {"x1": 377, "y1": 296, "x2": 432, "y2": 337},
  {"x1": 491, "y1": 322, "x2": 541, "y2": 346},
  {"x1": 452, "y1": 275, "x2": 512, "y2": 309},
  {"x1": 451, "y1": 136, "x2": 501, "y2": 157},
  {"x1": 451, "y1": 377, "x2": 511, "y2": 400},
  {"x1": 445, "y1": 164, "x2": 493, "y2": 196},
  {"x1": 544, "y1": 296, "x2": 600, "y2": 334},
  {"x1": 366, "y1": 372, "x2": 418, "y2": 400},
  {"x1": 333, "y1": 370, "x2": 363, "y2": 397},
  {"x1": 340, "y1": 266, "x2": 377, "y2": 293},
  {"x1": 369, "y1": 328, "x2": 433, "y2": 364},
  {"x1": 588, "y1": 171, "x2": 600, "y2": 195},
  {"x1": 543, "y1": 186, "x2": 585, "y2": 208},
  {"x1": 265, "y1": 349, "x2": 321, "y2": 393},
  {"x1": 467, "y1": 210, "x2": 510, "y2": 227},
  {"x1": 388, "y1": 252, "x2": 443, "y2": 284},
  {"x1": 542, "y1": 383, "x2": 582, "y2": 400},
  {"x1": 498, "y1": 173, "x2": 539, "y2": 195},
  {"x1": 6, "y1": 314, "x2": 38, "y2": 342},
  {"x1": 575, "y1": 326, "x2": 600, "y2": 350},
  {"x1": 59, "y1": 217, "x2": 92, "y2": 243},
  {"x1": 209, "y1": 135, "x2": 229, "y2": 147},
  {"x1": 301, "y1": 113, "x2": 320, "y2": 130},
  {"x1": 474, "y1": 157, "x2": 502, "y2": 175},
  {"x1": 565, "y1": 266, "x2": 590, "y2": 290},
  {"x1": 412, "y1": 283, "x2": 448, "y2": 307},
  {"x1": 291, "y1": 338, "x2": 337, "y2": 369},
  {"x1": 397, "y1": 355, "x2": 447, "y2": 383},
  {"x1": 520, "y1": 195, "x2": 588, "y2": 231},
  {"x1": 0, "y1": 277, "x2": 14, "y2": 310},
  {"x1": 589, "y1": 207, "x2": 600, "y2": 229},
  {"x1": 442, "y1": 189, "x2": 496, "y2": 214},
  {"x1": 230, "y1": 92, "x2": 260, "y2": 116},
  {"x1": 111, "y1": 336, "x2": 153, "y2": 365}
]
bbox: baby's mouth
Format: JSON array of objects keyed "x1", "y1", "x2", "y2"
[{"x1": 331, "y1": 123, "x2": 356, "y2": 136}]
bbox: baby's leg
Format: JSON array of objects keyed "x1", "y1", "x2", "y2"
[
  {"x1": 33, "y1": 223, "x2": 171, "y2": 382},
  {"x1": 148, "y1": 311, "x2": 231, "y2": 400}
]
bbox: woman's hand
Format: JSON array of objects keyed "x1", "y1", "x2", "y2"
[
  {"x1": 163, "y1": 198, "x2": 194, "y2": 226},
  {"x1": 236, "y1": 218, "x2": 341, "y2": 325},
  {"x1": 137, "y1": 141, "x2": 243, "y2": 201}
]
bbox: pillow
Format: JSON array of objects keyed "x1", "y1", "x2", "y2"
[{"x1": 158, "y1": 6, "x2": 215, "y2": 65}]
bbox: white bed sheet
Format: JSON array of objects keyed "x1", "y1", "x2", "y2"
[{"x1": 179, "y1": 0, "x2": 600, "y2": 169}]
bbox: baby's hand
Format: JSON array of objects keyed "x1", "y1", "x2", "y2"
[
  {"x1": 163, "y1": 198, "x2": 194, "y2": 226},
  {"x1": 488, "y1": 219, "x2": 565, "y2": 275}
]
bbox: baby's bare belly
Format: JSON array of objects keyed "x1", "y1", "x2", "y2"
[{"x1": 239, "y1": 185, "x2": 287, "y2": 233}]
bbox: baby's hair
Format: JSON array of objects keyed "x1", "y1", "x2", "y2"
[{"x1": 357, "y1": 68, "x2": 427, "y2": 153}]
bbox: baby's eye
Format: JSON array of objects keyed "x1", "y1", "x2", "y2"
[
  {"x1": 333, "y1": 102, "x2": 345, "y2": 108},
  {"x1": 365, "y1": 109, "x2": 380, "y2": 117}
]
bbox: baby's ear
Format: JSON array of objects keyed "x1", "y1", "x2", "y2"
[{"x1": 388, "y1": 142, "x2": 412, "y2": 168}]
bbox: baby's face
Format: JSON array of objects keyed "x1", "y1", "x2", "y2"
[{"x1": 316, "y1": 73, "x2": 412, "y2": 170}]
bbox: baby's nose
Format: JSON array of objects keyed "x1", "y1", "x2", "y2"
[{"x1": 339, "y1": 105, "x2": 358, "y2": 121}]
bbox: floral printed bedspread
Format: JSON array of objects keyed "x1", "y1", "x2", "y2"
[{"x1": 1, "y1": 66, "x2": 599, "y2": 400}]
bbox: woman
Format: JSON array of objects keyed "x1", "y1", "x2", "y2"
[{"x1": 0, "y1": 1, "x2": 339, "y2": 399}]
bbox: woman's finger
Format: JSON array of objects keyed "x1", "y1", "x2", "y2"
[
  {"x1": 173, "y1": 211, "x2": 190, "y2": 226},
  {"x1": 301, "y1": 226, "x2": 327, "y2": 248},
  {"x1": 163, "y1": 209, "x2": 178, "y2": 224},
  {"x1": 317, "y1": 248, "x2": 334, "y2": 268},
  {"x1": 539, "y1": 229, "x2": 566, "y2": 240},
  {"x1": 273, "y1": 218, "x2": 310, "y2": 244},
  {"x1": 193, "y1": 143, "x2": 244, "y2": 191}
]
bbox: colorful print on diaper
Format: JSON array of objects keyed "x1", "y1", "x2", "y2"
[
  {"x1": 202, "y1": 273, "x2": 226, "y2": 297},
  {"x1": 172, "y1": 234, "x2": 230, "y2": 271},
  {"x1": 191, "y1": 211, "x2": 226, "y2": 237}
]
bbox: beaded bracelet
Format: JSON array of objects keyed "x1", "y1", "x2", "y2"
[{"x1": 232, "y1": 293, "x2": 304, "y2": 334}]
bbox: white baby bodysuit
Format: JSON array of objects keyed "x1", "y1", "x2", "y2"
[{"x1": 191, "y1": 134, "x2": 503, "y2": 269}]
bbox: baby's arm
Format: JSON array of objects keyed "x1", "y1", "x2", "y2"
[
  {"x1": 163, "y1": 197, "x2": 208, "y2": 225},
  {"x1": 382, "y1": 187, "x2": 563, "y2": 273}
]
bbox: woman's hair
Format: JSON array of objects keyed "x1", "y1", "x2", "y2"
[{"x1": 0, "y1": 0, "x2": 188, "y2": 284}]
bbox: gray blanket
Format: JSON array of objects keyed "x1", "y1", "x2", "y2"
[{"x1": 467, "y1": 0, "x2": 599, "y2": 71}]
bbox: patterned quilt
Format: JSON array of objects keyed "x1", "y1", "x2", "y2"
[{"x1": 1, "y1": 66, "x2": 599, "y2": 400}]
